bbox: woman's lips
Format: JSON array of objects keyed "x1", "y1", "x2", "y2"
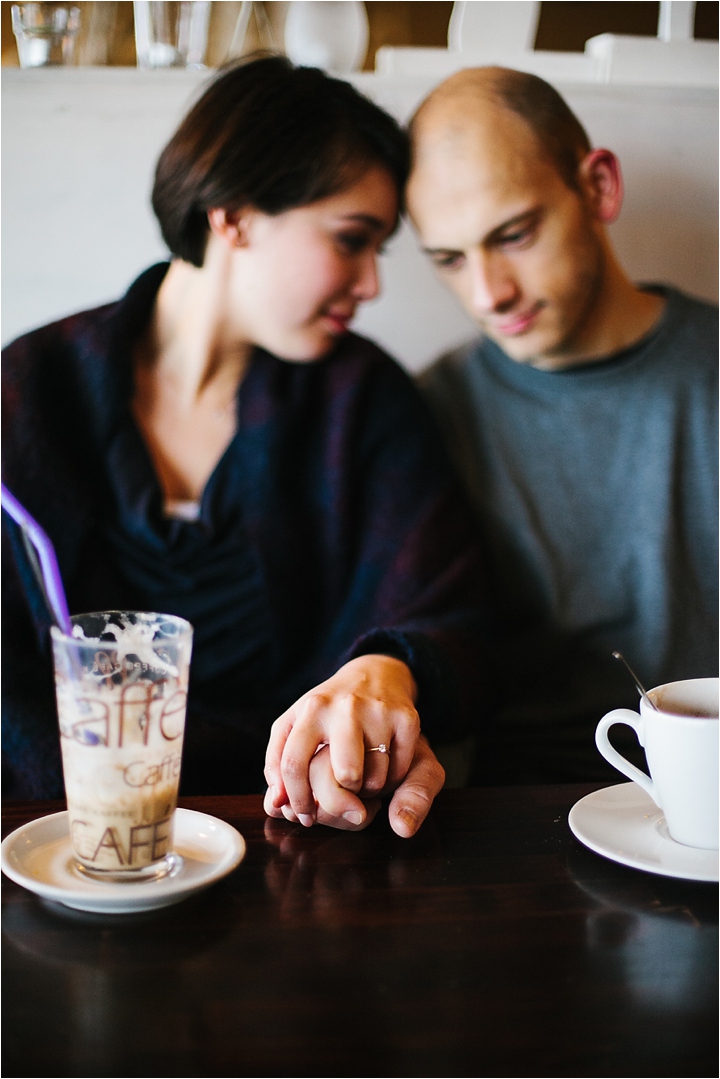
[{"x1": 323, "y1": 311, "x2": 354, "y2": 334}]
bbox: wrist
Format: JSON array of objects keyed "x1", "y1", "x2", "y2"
[{"x1": 343, "y1": 653, "x2": 418, "y2": 702}]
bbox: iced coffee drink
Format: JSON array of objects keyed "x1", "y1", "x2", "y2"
[{"x1": 51, "y1": 612, "x2": 193, "y2": 882}]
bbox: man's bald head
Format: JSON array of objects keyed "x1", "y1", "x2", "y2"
[{"x1": 410, "y1": 67, "x2": 591, "y2": 193}]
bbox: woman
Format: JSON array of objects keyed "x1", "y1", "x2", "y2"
[{"x1": 2, "y1": 57, "x2": 487, "y2": 835}]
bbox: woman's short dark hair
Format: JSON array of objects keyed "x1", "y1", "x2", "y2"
[{"x1": 152, "y1": 54, "x2": 410, "y2": 267}]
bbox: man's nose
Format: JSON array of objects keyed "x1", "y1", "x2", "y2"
[
  {"x1": 352, "y1": 251, "x2": 380, "y2": 303},
  {"x1": 467, "y1": 250, "x2": 517, "y2": 315}
]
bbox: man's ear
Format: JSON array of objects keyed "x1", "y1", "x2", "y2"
[
  {"x1": 577, "y1": 149, "x2": 623, "y2": 224},
  {"x1": 207, "y1": 206, "x2": 254, "y2": 248}
]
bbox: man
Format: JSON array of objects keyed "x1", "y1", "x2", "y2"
[{"x1": 407, "y1": 67, "x2": 718, "y2": 783}]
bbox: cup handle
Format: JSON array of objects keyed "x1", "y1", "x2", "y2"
[{"x1": 595, "y1": 708, "x2": 657, "y2": 802}]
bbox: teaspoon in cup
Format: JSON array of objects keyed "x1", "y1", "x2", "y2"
[{"x1": 612, "y1": 651, "x2": 658, "y2": 711}]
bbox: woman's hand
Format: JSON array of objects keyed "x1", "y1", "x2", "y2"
[{"x1": 264, "y1": 654, "x2": 441, "y2": 835}]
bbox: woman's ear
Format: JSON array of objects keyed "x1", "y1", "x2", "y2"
[
  {"x1": 577, "y1": 149, "x2": 624, "y2": 225},
  {"x1": 207, "y1": 206, "x2": 253, "y2": 248}
]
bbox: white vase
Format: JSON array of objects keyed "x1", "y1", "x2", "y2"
[
  {"x1": 284, "y1": 1, "x2": 369, "y2": 75},
  {"x1": 448, "y1": 1, "x2": 540, "y2": 53}
]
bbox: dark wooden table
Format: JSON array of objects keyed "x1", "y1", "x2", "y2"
[{"x1": 3, "y1": 785, "x2": 717, "y2": 1078}]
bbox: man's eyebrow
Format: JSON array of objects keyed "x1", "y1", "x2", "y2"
[
  {"x1": 423, "y1": 208, "x2": 542, "y2": 257},
  {"x1": 423, "y1": 244, "x2": 462, "y2": 257},
  {"x1": 484, "y1": 208, "x2": 541, "y2": 245}
]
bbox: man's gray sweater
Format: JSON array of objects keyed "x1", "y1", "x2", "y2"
[{"x1": 421, "y1": 287, "x2": 718, "y2": 783}]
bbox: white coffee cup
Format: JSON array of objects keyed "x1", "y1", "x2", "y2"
[{"x1": 595, "y1": 678, "x2": 719, "y2": 850}]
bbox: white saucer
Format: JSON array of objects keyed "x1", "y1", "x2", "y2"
[
  {"x1": 569, "y1": 782, "x2": 718, "y2": 883},
  {"x1": 1, "y1": 808, "x2": 245, "y2": 913}
]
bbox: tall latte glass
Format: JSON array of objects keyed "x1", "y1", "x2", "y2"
[{"x1": 51, "y1": 611, "x2": 193, "y2": 882}]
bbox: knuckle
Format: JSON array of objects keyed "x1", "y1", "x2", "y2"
[
  {"x1": 404, "y1": 705, "x2": 421, "y2": 729},
  {"x1": 281, "y1": 755, "x2": 307, "y2": 781},
  {"x1": 402, "y1": 784, "x2": 434, "y2": 809},
  {"x1": 362, "y1": 774, "x2": 385, "y2": 793},
  {"x1": 337, "y1": 691, "x2": 367, "y2": 714},
  {"x1": 297, "y1": 691, "x2": 334, "y2": 725},
  {"x1": 336, "y1": 766, "x2": 363, "y2": 787},
  {"x1": 391, "y1": 703, "x2": 420, "y2": 733}
]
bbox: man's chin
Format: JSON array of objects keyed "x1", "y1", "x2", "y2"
[
  {"x1": 483, "y1": 329, "x2": 546, "y2": 366},
  {"x1": 481, "y1": 316, "x2": 581, "y2": 368}
]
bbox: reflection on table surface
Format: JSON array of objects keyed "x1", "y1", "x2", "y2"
[{"x1": 3, "y1": 786, "x2": 718, "y2": 1078}]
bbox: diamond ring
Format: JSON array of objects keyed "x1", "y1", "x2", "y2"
[{"x1": 367, "y1": 743, "x2": 389, "y2": 754}]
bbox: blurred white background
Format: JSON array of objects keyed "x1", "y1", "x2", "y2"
[{"x1": 3, "y1": 66, "x2": 716, "y2": 370}]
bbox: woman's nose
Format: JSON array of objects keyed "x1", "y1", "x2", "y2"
[{"x1": 352, "y1": 251, "x2": 380, "y2": 302}]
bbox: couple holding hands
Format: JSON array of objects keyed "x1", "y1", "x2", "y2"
[{"x1": 4, "y1": 57, "x2": 716, "y2": 831}]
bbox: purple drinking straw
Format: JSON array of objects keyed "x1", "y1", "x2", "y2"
[{"x1": 1, "y1": 482, "x2": 73, "y2": 635}]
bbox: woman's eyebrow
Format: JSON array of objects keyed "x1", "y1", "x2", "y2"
[{"x1": 336, "y1": 212, "x2": 388, "y2": 229}]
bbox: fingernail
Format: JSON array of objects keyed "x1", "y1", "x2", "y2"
[
  {"x1": 268, "y1": 785, "x2": 280, "y2": 806},
  {"x1": 398, "y1": 808, "x2": 418, "y2": 834},
  {"x1": 298, "y1": 813, "x2": 315, "y2": 828},
  {"x1": 343, "y1": 810, "x2": 364, "y2": 826}
]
